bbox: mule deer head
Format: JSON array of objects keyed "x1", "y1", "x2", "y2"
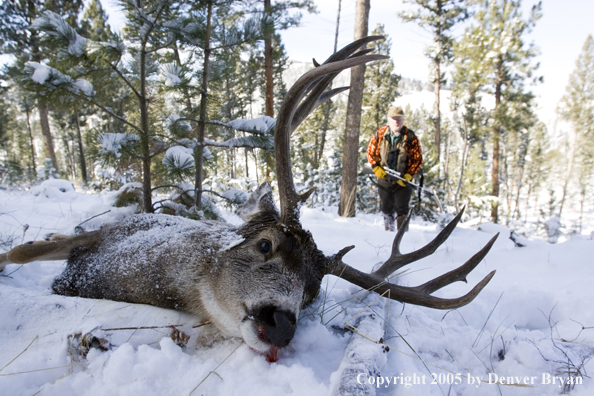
[{"x1": 0, "y1": 37, "x2": 496, "y2": 362}]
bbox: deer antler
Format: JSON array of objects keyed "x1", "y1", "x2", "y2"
[
  {"x1": 272, "y1": 36, "x2": 496, "y2": 309},
  {"x1": 324, "y1": 208, "x2": 498, "y2": 309},
  {"x1": 274, "y1": 36, "x2": 387, "y2": 225}
]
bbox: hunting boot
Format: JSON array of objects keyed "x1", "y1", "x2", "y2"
[
  {"x1": 396, "y1": 214, "x2": 408, "y2": 231},
  {"x1": 383, "y1": 213, "x2": 395, "y2": 231}
]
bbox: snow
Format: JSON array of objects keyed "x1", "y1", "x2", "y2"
[
  {"x1": 161, "y1": 64, "x2": 182, "y2": 87},
  {"x1": 0, "y1": 187, "x2": 593, "y2": 395},
  {"x1": 98, "y1": 133, "x2": 140, "y2": 158},
  {"x1": 226, "y1": 116, "x2": 276, "y2": 134},
  {"x1": 27, "y1": 62, "x2": 52, "y2": 84},
  {"x1": 31, "y1": 11, "x2": 87, "y2": 57},
  {"x1": 165, "y1": 115, "x2": 192, "y2": 134},
  {"x1": 73, "y1": 79, "x2": 94, "y2": 97},
  {"x1": 29, "y1": 179, "x2": 76, "y2": 200},
  {"x1": 162, "y1": 146, "x2": 195, "y2": 170}
]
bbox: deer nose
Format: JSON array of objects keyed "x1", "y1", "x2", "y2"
[{"x1": 253, "y1": 305, "x2": 297, "y2": 347}]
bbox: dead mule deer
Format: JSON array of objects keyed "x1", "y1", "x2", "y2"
[{"x1": 0, "y1": 37, "x2": 497, "y2": 362}]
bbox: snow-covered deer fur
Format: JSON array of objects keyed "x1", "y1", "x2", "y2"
[{"x1": 0, "y1": 37, "x2": 497, "y2": 361}]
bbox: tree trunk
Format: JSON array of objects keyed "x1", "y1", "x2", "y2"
[
  {"x1": 139, "y1": 44, "x2": 152, "y2": 213},
  {"x1": 75, "y1": 111, "x2": 88, "y2": 183},
  {"x1": 524, "y1": 183, "x2": 532, "y2": 223},
  {"x1": 443, "y1": 125, "x2": 451, "y2": 198},
  {"x1": 317, "y1": 0, "x2": 342, "y2": 168},
  {"x1": 434, "y1": 58, "x2": 441, "y2": 171},
  {"x1": 28, "y1": 0, "x2": 58, "y2": 175},
  {"x1": 264, "y1": 0, "x2": 274, "y2": 117},
  {"x1": 491, "y1": 58, "x2": 503, "y2": 223},
  {"x1": 38, "y1": 103, "x2": 59, "y2": 174},
  {"x1": 502, "y1": 139, "x2": 510, "y2": 222},
  {"x1": 434, "y1": 0, "x2": 443, "y2": 174},
  {"x1": 338, "y1": 0, "x2": 370, "y2": 218},
  {"x1": 263, "y1": 0, "x2": 275, "y2": 180},
  {"x1": 513, "y1": 138, "x2": 528, "y2": 220},
  {"x1": 62, "y1": 135, "x2": 76, "y2": 179},
  {"x1": 245, "y1": 144, "x2": 249, "y2": 178},
  {"x1": 25, "y1": 106, "x2": 37, "y2": 175},
  {"x1": 559, "y1": 128, "x2": 577, "y2": 218},
  {"x1": 195, "y1": 1, "x2": 213, "y2": 209},
  {"x1": 491, "y1": 133, "x2": 500, "y2": 223},
  {"x1": 454, "y1": 122, "x2": 469, "y2": 211}
]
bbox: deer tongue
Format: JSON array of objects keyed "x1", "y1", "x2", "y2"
[{"x1": 265, "y1": 346, "x2": 279, "y2": 363}]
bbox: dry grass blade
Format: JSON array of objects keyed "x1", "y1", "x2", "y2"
[
  {"x1": 0, "y1": 363, "x2": 87, "y2": 377},
  {"x1": 472, "y1": 292, "x2": 503, "y2": 348},
  {"x1": 189, "y1": 341, "x2": 244, "y2": 395},
  {"x1": 100, "y1": 324, "x2": 186, "y2": 331},
  {"x1": 0, "y1": 335, "x2": 38, "y2": 373}
]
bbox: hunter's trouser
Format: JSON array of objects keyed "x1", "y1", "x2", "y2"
[{"x1": 377, "y1": 178, "x2": 412, "y2": 217}]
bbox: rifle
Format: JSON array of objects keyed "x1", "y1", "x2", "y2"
[{"x1": 362, "y1": 164, "x2": 444, "y2": 213}]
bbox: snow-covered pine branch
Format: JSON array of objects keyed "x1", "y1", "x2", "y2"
[
  {"x1": 165, "y1": 115, "x2": 192, "y2": 136},
  {"x1": 87, "y1": 38, "x2": 127, "y2": 63},
  {"x1": 225, "y1": 116, "x2": 276, "y2": 134},
  {"x1": 24, "y1": 62, "x2": 95, "y2": 97},
  {"x1": 203, "y1": 136, "x2": 273, "y2": 151},
  {"x1": 98, "y1": 133, "x2": 140, "y2": 159},
  {"x1": 161, "y1": 63, "x2": 183, "y2": 87},
  {"x1": 205, "y1": 116, "x2": 276, "y2": 150},
  {"x1": 31, "y1": 10, "x2": 88, "y2": 58},
  {"x1": 162, "y1": 146, "x2": 195, "y2": 170}
]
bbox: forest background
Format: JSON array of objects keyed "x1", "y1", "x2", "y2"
[{"x1": 0, "y1": 0, "x2": 593, "y2": 243}]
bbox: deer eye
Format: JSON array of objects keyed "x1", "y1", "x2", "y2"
[{"x1": 258, "y1": 239, "x2": 271, "y2": 254}]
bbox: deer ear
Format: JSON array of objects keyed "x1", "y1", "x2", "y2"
[{"x1": 236, "y1": 182, "x2": 280, "y2": 222}]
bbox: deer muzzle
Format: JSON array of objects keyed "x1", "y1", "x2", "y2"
[{"x1": 252, "y1": 305, "x2": 297, "y2": 348}]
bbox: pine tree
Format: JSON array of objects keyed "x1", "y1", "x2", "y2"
[
  {"x1": 521, "y1": 121, "x2": 550, "y2": 221},
  {"x1": 256, "y1": 0, "x2": 316, "y2": 118},
  {"x1": 80, "y1": 0, "x2": 113, "y2": 41},
  {"x1": 399, "y1": 0, "x2": 469, "y2": 174},
  {"x1": 455, "y1": 0, "x2": 541, "y2": 223},
  {"x1": 22, "y1": 1, "x2": 195, "y2": 211},
  {"x1": 558, "y1": 35, "x2": 594, "y2": 221},
  {"x1": 361, "y1": 25, "x2": 401, "y2": 135},
  {"x1": 338, "y1": 0, "x2": 370, "y2": 218},
  {"x1": 164, "y1": 0, "x2": 270, "y2": 210},
  {"x1": 0, "y1": 0, "x2": 85, "y2": 174}
]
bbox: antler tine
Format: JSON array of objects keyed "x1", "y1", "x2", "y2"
[
  {"x1": 416, "y1": 233, "x2": 499, "y2": 295},
  {"x1": 275, "y1": 44, "x2": 387, "y2": 223},
  {"x1": 323, "y1": 35, "x2": 385, "y2": 64},
  {"x1": 372, "y1": 207, "x2": 465, "y2": 279},
  {"x1": 324, "y1": 234, "x2": 498, "y2": 310},
  {"x1": 290, "y1": 38, "x2": 387, "y2": 134},
  {"x1": 290, "y1": 86, "x2": 351, "y2": 133},
  {"x1": 387, "y1": 208, "x2": 413, "y2": 257}
]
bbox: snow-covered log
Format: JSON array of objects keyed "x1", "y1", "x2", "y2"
[{"x1": 330, "y1": 292, "x2": 388, "y2": 396}]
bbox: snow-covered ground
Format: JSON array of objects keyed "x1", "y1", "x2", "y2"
[{"x1": 0, "y1": 182, "x2": 593, "y2": 396}]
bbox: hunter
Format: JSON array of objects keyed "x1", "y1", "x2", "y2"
[{"x1": 367, "y1": 106, "x2": 423, "y2": 231}]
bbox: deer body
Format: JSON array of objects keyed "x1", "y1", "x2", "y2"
[
  {"x1": 9, "y1": 184, "x2": 322, "y2": 358},
  {"x1": 0, "y1": 37, "x2": 497, "y2": 360}
]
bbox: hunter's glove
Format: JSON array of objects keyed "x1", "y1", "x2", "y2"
[
  {"x1": 372, "y1": 166, "x2": 386, "y2": 179},
  {"x1": 397, "y1": 173, "x2": 412, "y2": 187}
]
